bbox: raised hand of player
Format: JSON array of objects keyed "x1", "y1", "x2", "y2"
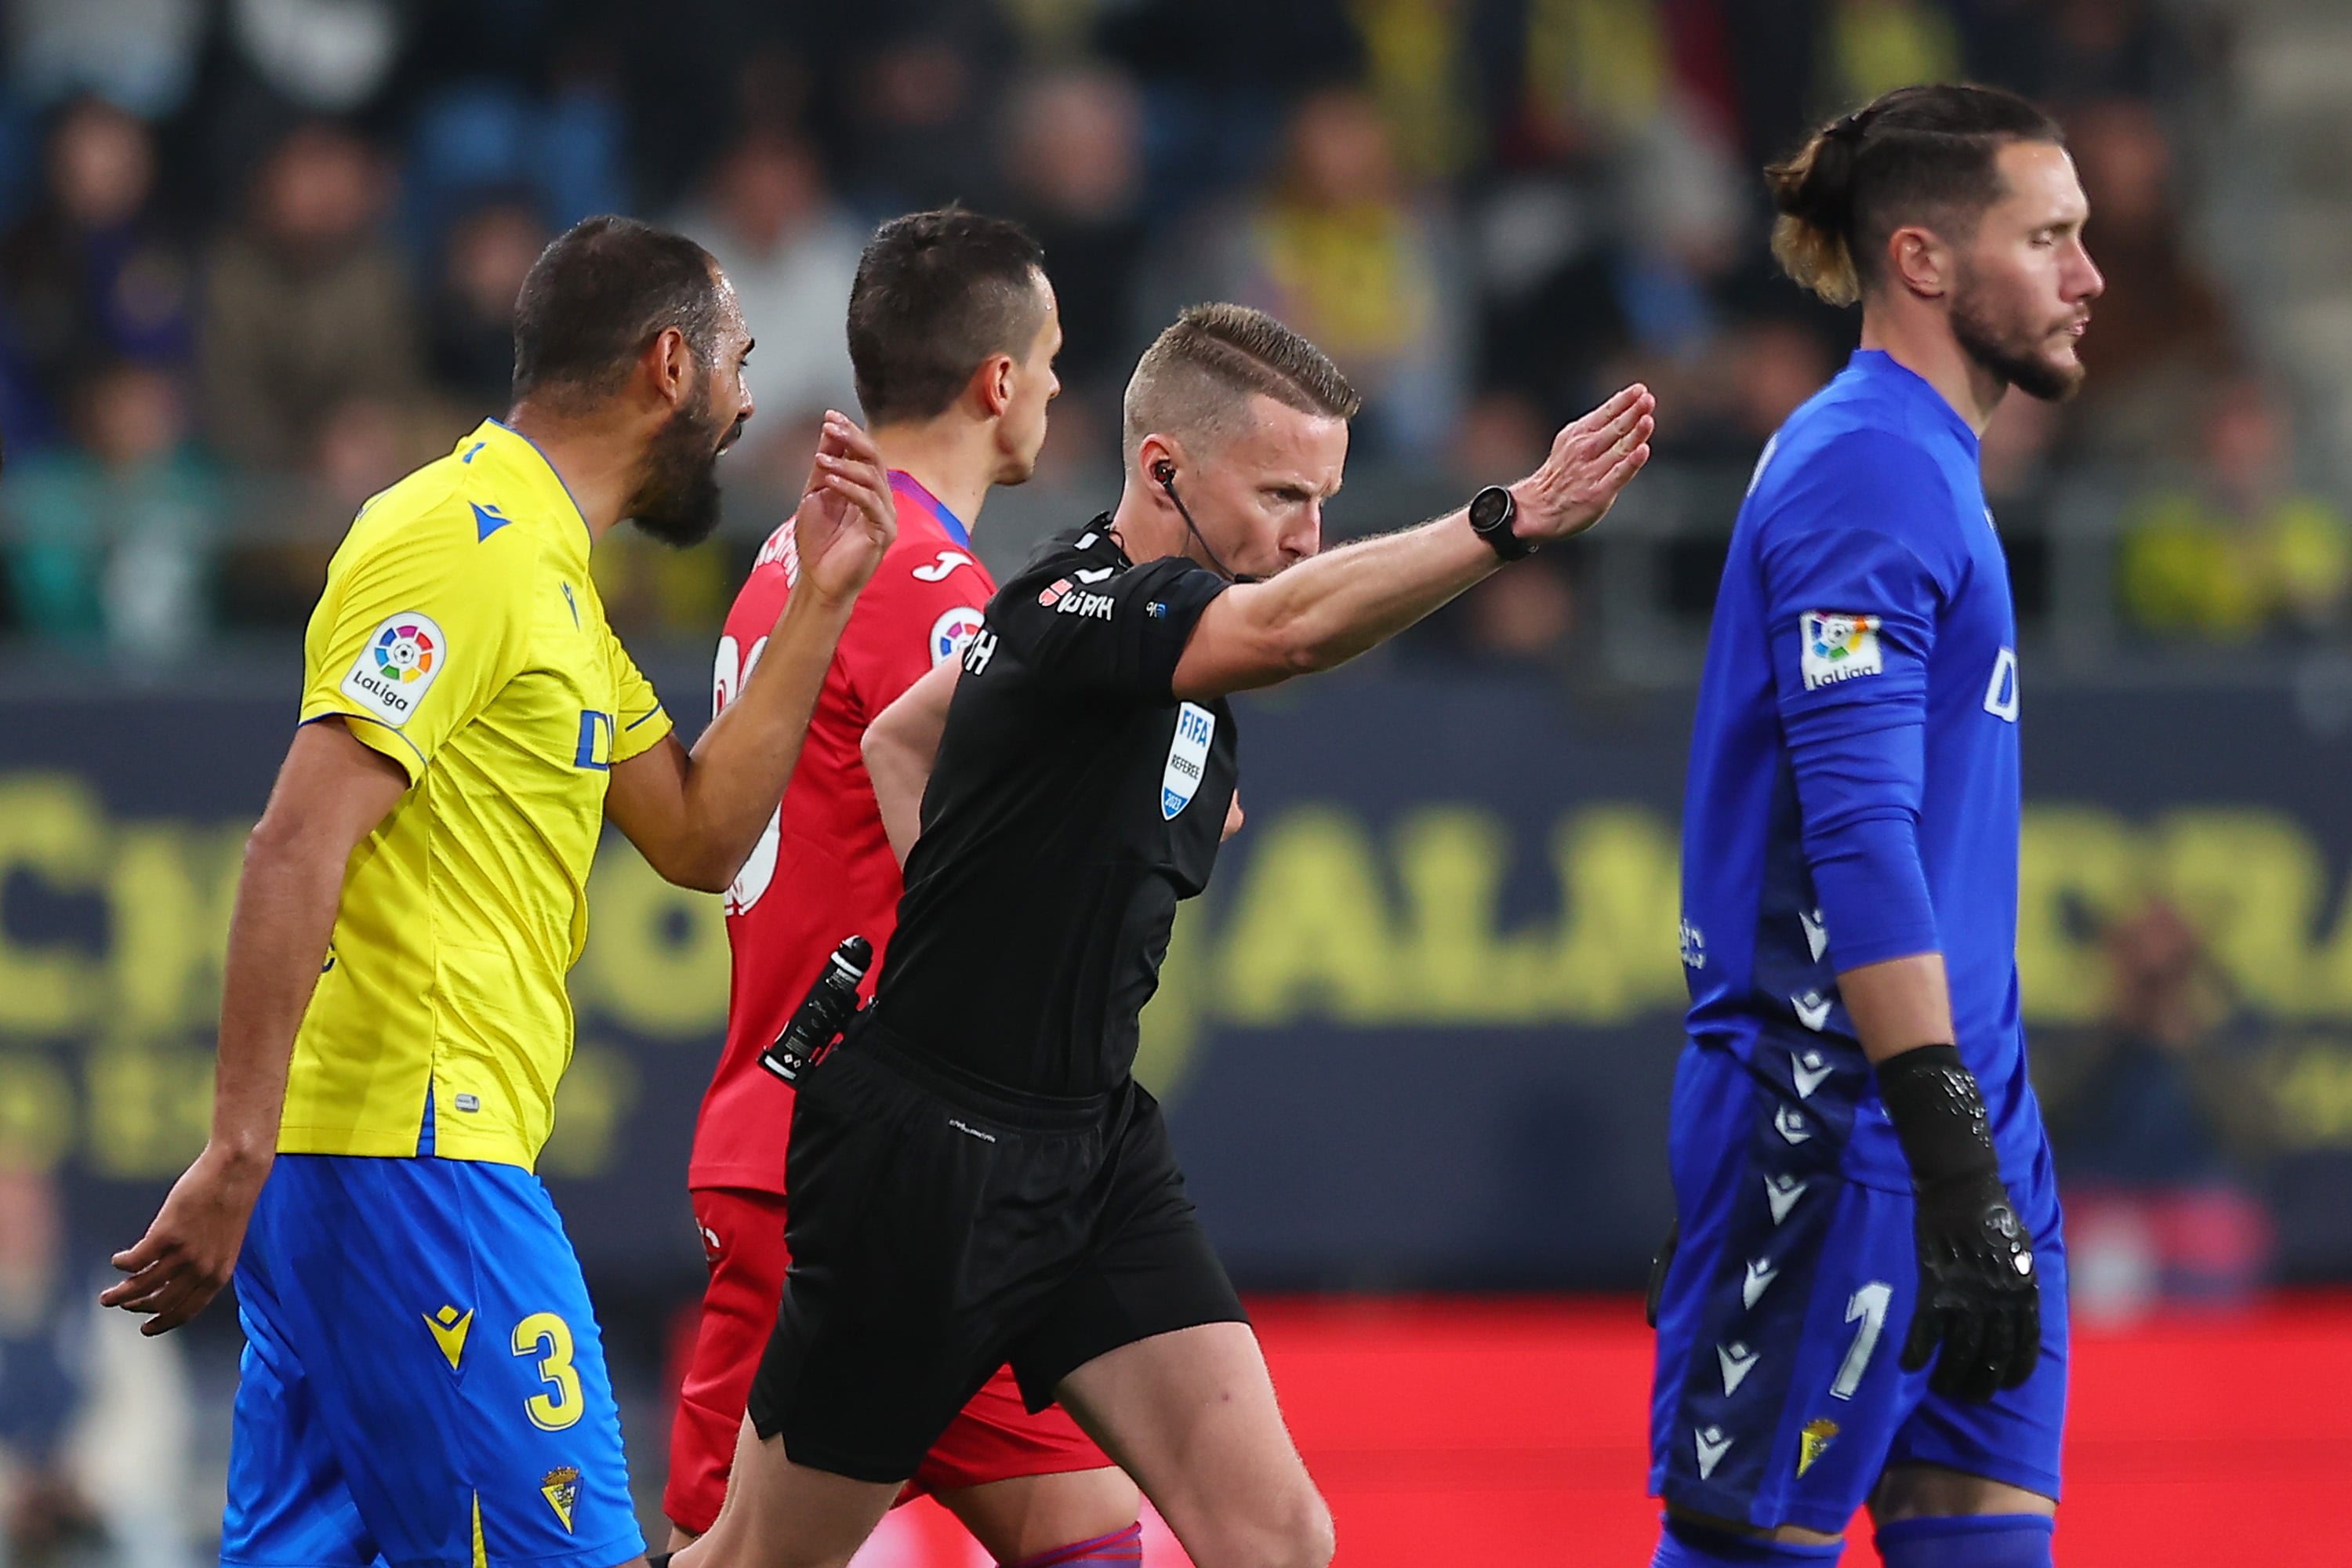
[
  {"x1": 100, "y1": 1142, "x2": 270, "y2": 1334},
  {"x1": 793, "y1": 411, "x2": 898, "y2": 606},
  {"x1": 1511, "y1": 384, "x2": 1657, "y2": 544}
]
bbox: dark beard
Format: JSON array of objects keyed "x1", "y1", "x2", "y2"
[
  {"x1": 1951, "y1": 276, "x2": 2085, "y2": 404},
  {"x1": 626, "y1": 382, "x2": 730, "y2": 548}
]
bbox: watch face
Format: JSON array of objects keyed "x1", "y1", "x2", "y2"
[{"x1": 1470, "y1": 486, "x2": 1509, "y2": 531}]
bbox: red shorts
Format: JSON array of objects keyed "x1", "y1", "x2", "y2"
[{"x1": 663, "y1": 1187, "x2": 1113, "y2": 1534}]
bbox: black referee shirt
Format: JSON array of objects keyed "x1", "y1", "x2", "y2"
[{"x1": 872, "y1": 521, "x2": 1240, "y2": 1098}]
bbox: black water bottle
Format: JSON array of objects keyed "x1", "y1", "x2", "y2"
[{"x1": 759, "y1": 935, "x2": 873, "y2": 1083}]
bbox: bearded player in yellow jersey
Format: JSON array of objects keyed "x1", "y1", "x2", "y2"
[{"x1": 98, "y1": 216, "x2": 898, "y2": 1568}]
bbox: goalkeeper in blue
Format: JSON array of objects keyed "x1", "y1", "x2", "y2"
[{"x1": 1650, "y1": 85, "x2": 2103, "y2": 1568}]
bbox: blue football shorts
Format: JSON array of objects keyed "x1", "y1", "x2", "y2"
[
  {"x1": 222, "y1": 1153, "x2": 644, "y2": 1568},
  {"x1": 1648, "y1": 1040, "x2": 2068, "y2": 1536}
]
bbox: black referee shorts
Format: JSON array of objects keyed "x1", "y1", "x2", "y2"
[{"x1": 746, "y1": 1023, "x2": 1247, "y2": 1484}]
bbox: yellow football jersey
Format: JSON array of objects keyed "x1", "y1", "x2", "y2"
[{"x1": 289, "y1": 419, "x2": 673, "y2": 1169}]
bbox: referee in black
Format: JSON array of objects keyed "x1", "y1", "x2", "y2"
[{"x1": 677, "y1": 305, "x2": 1655, "y2": 1568}]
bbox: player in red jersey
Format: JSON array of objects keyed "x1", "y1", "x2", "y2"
[{"x1": 666, "y1": 210, "x2": 1142, "y2": 1565}]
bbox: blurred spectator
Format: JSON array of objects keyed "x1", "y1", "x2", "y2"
[
  {"x1": 0, "y1": 0, "x2": 2277, "y2": 674},
  {"x1": 309, "y1": 394, "x2": 413, "y2": 513},
  {"x1": 1980, "y1": 388, "x2": 2064, "y2": 514},
  {"x1": 1512, "y1": 0, "x2": 1677, "y2": 152},
  {"x1": 1096, "y1": 0, "x2": 1360, "y2": 209},
  {"x1": 198, "y1": 121, "x2": 423, "y2": 470},
  {"x1": 2039, "y1": 0, "x2": 2165, "y2": 102},
  {"x1": 2050, "y1": 898, "x2": 2237, "y2": 1184},
  {"x1": 0, "y1": 1163, "x2": 193, "y2": 1568},
  {"x1": 3, "y1": 363, "x2": 214, "y2": 659},
  {"x1": 0, "y1": 1164, "x2": 100, "y2": 1567},
  {"x1": 591, "y1": 526, "x2": 728, "y2": 641},
  {"x1": 1468, "y1": 159, "x2": 1630, "y2": 426},
  {"x1": 2044, "y1": 899, "x2": 2274, "y2": 1316},
  {"x1": 1824, "y1": 0, "x2": 1963, "y2": 109},
  {"x1": 673, "y1": 127, "x2": 861, "y2": 430},
  {"x1": 1459, "y1": 559, "x2": 1580, "y2": 667},
  {"x1": 2064, "y1": 97, "x2": 2235, "y2": 462},
  {"x1": 217, "y1": 394, "x2": 419, "y2": 633},
  {"x1": 838, "y1": 24, "x2": 1014, "y2": 212},
  {"x1": 6, "y1": 0, "x2": 205, "y2": 119},
  {"x1": 402, "y1": 79, "x2": 629, "y2": 259},
  {"x1": 1980, "y1": 390, "x2": 2065, "y2": 622},
  {"x1": 1000, "y1": 67, "x2": 1149, "y2": 405},
  {"x1": 1178, "y1": 87, "x2": 1466, "y2": 461},
  {"x1": 1654, "y1": 316, "x2": 1835, "y2": 467},
  {"x1": 1401, "y1": 391, "x2": 1580, "y2": 670},
  {"x1": 227, "y1": 0, "x2": 405, "y2": 113},
  {"x1": 1450, "y1": 390, "x2": 1552, "y2": 489},
  {"x1": 1718, "y1": 0, "x2": 1824, "y2": 170},
  {"x1": 1610, "y1": 106, "x2": 1744, "y2": 358},
  {"x1": 2118, "y1": 378, "x2": 2352, "y2": 643},
  {"x1": 1348, "y1": 0, "x2": 1480, "y2": 183},
  {"x1": 1952, "y1": 0, "x2": 2056, "y2": 98},
  {"x1": 1471, "y1": 0, "x2": 1746, "y2": 428},
  {"x1": 0, "y1": 98, "x2": 194, "y2": 450},
  {"x1": 425, "y1": 194, "x2": 549, "y2": 418}
]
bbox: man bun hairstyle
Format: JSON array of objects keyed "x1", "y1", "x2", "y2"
[
  {"x1": 512, "y1": 216, "x2": 724, "y2": 408},
  {"x1": 1766, "y1": 83, "x2": 2064, "y2": 306},
  {"x1": 1123, "y1": 303, "x2": 1361, "y2": 459},
  {"x1": 848, "y1": 208, "x2": 1048, "y2": 426}
]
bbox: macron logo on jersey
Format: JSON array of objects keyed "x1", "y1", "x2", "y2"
[{"x1": 1800, "y1": 612, "x2": 1883, "y2": 691}]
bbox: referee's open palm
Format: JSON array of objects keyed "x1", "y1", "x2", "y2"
[
  {"x1": 1514, "y1": 383, "x2": 1657, "y2": 544},
  {"x1": 795, "y1": 411, "x2": 898, "y2": 604}
]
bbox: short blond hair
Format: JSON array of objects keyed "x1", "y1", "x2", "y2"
[{"x1": 1122, "y1": 303, "x2": 1360, "y2": 459}]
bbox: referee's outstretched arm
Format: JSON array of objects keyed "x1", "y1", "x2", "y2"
[
  {"x1": 866, "y1": 380, "x2": 1656, "y2": 865},
  {"x1": 1167, "y1": 382, "x2": 1653, "y2": 700},
  {"x1": 862, "y1": 383, "x2": 1656, "y2": 869}
]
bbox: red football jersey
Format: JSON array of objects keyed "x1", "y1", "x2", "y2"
[{"x1": 689, "y1": 472, "x2": 996, "y2": 1193}]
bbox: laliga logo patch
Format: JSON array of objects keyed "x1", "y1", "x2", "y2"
[
  {"x1": 930, "y1": 606, "x2": 986, "y2": 667},
  {"x1": 339, "y1": 611, "x2": 447, "y2": 728},
  {"x1": 1799, "y1": 611, "x2": 1883, "y2": 691},
  {"x1": 1161, "y1": 702, "x2": 1215, "y2": 819},
  {"x1": 373, "y1": 621, "x2": 437, "y2": 681}
]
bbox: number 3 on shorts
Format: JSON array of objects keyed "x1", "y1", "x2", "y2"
[{"x1": 512, "y1": 1311, "x2": 584, "y2": 1430}]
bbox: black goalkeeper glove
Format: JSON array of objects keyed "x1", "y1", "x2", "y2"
[{"x1": 1875, "y1": 1044, "x2": 2039, "y2": 1403}]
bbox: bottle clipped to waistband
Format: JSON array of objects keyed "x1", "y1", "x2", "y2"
[{"x1": 760, "y1": 935, "x2": 873, "y2": 1084}]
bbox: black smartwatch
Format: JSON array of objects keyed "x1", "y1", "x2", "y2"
[{"x1": 1468, "y1": 485, "x2": 1534, "y2": 561}]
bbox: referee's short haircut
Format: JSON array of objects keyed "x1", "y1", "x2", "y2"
[
  {"x1": 1123, "y1": 304, "x2": 1361, "y2": 460},
  {"x1": 511, "y1": 216, "x2": 724, "y2": 409},
  {"x1": 848, "y1": 209, "x2": 1047, "y2": 426}
]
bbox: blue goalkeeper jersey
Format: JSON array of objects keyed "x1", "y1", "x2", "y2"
[{"x1": 1679, "y1": 348, "x2": 2037, "y2": 1191}]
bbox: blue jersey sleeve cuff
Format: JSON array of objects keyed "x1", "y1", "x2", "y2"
[{"x1": 1808, "y1": 813, "x2": 1940, "y2": 971}]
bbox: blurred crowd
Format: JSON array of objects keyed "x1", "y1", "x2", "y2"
[{"x1": 0, "y1": 0, "x2": 2344, "y2": 662}]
